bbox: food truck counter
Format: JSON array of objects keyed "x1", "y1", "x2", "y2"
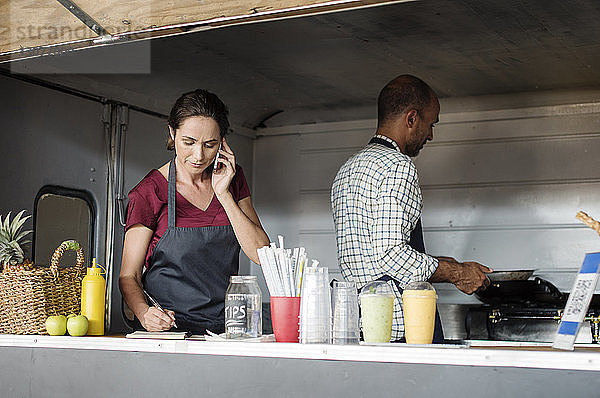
[{"x1": 2, "y1": 334, "x2": 600, "y2": 397}]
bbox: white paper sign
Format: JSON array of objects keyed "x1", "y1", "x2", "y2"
[{"x1": 553, "y1": 252, "x2": 600, "y2": 350}]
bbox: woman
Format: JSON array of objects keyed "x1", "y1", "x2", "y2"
[{"x1": 119, "y1": 89, "x2": 270, "y2": 334}]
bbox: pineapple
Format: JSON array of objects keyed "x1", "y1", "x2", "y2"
[{"x1": 0, "y1": 210, "x2": 33, "y2": 272}]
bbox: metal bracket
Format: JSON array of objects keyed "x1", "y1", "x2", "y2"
[
  {"x1": 102, "y1": 103, "x2": 111, "y2": 124},
  {"x1": 55, "y1": 0, "x2": 110, "y2": 36},
  {"x1": 118, "y1": 105, "x2": 129, "y2": 127},
  {"x1": 114, "y1": 104, "x2": 128, "y2": 228},
  {"x1": 489, "y1": 309, "x2": 501, "y2": 323}
]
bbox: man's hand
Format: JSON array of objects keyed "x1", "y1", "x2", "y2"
[
  {"x1": 451, "y1": 261, "x2": 492, "y2": 294},
  {"x1": 429, "y1": 258, "x2": 493, "y2": 294}
]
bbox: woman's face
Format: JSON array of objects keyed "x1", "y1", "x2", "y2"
[{"x1": 170, "y1": 116, "x2": 221, "y2": 176}]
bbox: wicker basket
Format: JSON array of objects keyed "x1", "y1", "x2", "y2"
[{"x1": 0, "y1": 240, "x2": 85, "y2": 334}]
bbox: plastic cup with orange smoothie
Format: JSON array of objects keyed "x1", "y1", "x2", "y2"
[{"x1": 402, "y1": 281, "x2": 437, "y2": 344}]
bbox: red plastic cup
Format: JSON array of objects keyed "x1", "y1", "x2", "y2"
[{"x1": 270, "y1": 296, "x2": 301, "y2": 343}]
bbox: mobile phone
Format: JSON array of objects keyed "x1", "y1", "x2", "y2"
[{"x1": 213, "y1": 141, "x2": 222, "y2": 171}]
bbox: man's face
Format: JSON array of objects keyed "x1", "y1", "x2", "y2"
[{"x1": 405, "y1": 97, "x2": 440, "y2": 157}]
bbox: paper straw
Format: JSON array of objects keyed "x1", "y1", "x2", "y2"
[
  {"x1": 268, "y1": 243, "x2": 285, "y2": 293},
  {"x1": 287, "y1": 253, "x2": 296, "y2": 296},
  {"x1": 290, "y1": 248, "x2": 299, "y2": 296},
  {"x1": 295, "y1": 257, "x2": 301, "y2": 297},
  {"x1": 264, "y1": 245, "x2": 281, "y2": 296},
  {"x1": 266, "y1": 247, "x2": 284, "y2": 295},
  {"x1": 295, "y1": 254, "x2": 306, "y2": 296},
  {"x1": 277, "y1": 248, "x2": 291, "y2": 296},
  {"x1": 291, "y1": 248, "x2": 299, "y2": 274},
  {"x1": 257, "y1": 237, "x2": 320, "y2": 297},
  {"x1": 257, "y1": 247, "x2": 277, "y2": 296},
  {"x1": 262, "y1": 247, "x2": 284, "y2": 296}
]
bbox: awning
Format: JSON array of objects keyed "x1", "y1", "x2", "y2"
[{"x1": 0, "y1": 0, "x2": 409, "y2": 63}]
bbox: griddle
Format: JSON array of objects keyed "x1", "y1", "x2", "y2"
[{"x1": 466, "y1": 277, "x2": 600, "y2": 343}]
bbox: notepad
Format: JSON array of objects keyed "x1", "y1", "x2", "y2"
[
  {"x1": 125, "y1": 331, "x2": 190, "y2": 339},
  {"x1": 203, "y1": 330, "x2": 276, "y2": 342}
]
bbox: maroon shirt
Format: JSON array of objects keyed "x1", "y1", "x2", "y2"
[{"x1": 125, "y1": 164, "x2": 251, "y2": 269}]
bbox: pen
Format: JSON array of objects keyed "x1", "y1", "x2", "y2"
[{"x1": 143, "y1": 289, "x2": 178, "y2": 329}]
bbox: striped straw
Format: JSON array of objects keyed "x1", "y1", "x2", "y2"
[{"x1": 257, "y1": 236, "x2": 313, "y2": 297}]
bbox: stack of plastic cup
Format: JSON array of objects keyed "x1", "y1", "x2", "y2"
[
  {"x1": 332, "y1": 281, "x2": 360, "y2": 345},
  {"x1": 299, "y1": 266, "x2": 331, "y2": 344}
]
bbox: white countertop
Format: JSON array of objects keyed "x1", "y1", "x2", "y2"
[{"x1": 1, "y1": 334, "x2": 599, "y2": 372}]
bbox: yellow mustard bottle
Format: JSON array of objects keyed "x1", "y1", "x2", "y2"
[{"x1": 81, "y1": 258, "x2": 106, "y2": 335}]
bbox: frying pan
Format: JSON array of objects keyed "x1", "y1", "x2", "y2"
[
  {"x1": 475, "y1": 277, "x2": 564, "y2": 305},
  {"x1": 486, "y1": 270, "x2": 535, "y2": 282}
]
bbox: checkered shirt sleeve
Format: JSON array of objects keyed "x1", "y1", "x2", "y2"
[{"x1": 374, "y1": 160, "x2": 438, "y2": 286}]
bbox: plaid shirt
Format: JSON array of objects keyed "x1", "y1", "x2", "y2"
[{"x1": 331, "y1": 134, "x2": 439, "y2": 340}]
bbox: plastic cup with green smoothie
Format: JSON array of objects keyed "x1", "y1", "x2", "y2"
[{"x1": 359, "y1": 281, "x2": 395, "y2": 343}]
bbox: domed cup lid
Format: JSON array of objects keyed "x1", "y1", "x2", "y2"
[
  {"x1": 404, "y1": 281, "x2": 435, "y2": 291},
  {"x1": 359, "y1": 281, "x2": 394, "y2": 296}
]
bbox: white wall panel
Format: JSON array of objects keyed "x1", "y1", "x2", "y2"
[
  {"x1": 436, "y1": 114, "x2": 600, "y2": 143},
  {"x1": 422, "y1": 183, "x2": 600, "y2": 227},
  {"x1": 254, "y1": 89, "x2": 600, "y2": 305},
  {"x1": 416, "y1": 136, "x2": 600, "y2": 185},
  {"x1": 426, "y1": 228, "x2": 598, "y2": 286},
  {"x1": 0, "y1": 74, "x2": 107, "y2": 265},
  {"x1": 297, "y1": 232, "x2": 342, "y2": 280},
  {"x1": 251, "y1": 134, "x2": 302, "y2": 297}
]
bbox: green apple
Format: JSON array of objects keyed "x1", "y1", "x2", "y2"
[
  {"x1": 66, "y1": 314, "x2": 88, "y2": 336},
  {"x1": 45, "y1": 315, "x2": 67, "y2": 336}
]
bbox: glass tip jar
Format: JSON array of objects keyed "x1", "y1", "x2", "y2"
[{"x1": 225, "y1": 275, "x2": 262, "y2": 339}]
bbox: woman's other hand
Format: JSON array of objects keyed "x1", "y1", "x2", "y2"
[
  {"x1": 140, "y1": 306, "x2": 176, "y2": 331},
  {"x1": 212, "y1": 138, "x2": 236, "y2": 199}
]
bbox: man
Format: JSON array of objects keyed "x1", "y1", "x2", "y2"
[{"x1": 331, "y1": 75, "x2": 492, "y2": 342}]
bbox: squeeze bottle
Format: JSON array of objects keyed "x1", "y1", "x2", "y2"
[{"x1": 81, "y1": 258, "x2": 106, "y2": 335}]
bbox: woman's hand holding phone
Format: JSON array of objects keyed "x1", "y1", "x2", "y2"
[{"x1": 211, "y1": 138, "x2": 236, "y2": 199}]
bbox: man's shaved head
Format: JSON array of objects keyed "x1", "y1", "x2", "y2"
[{"x1": 377, "y1": 75, "x2": 436, "y2": 128}]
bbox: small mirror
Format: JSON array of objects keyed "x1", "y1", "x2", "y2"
[{"x1": 34, "y1": 186, "x2": 95, "y2": 267}]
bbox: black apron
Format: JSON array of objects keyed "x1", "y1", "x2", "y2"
[
  {"x1": 142, "y1": 158, "x2": 240, "y2": 334},
  {"x1": 369, "y1": 136, "x2": 445, "y2": 343}
]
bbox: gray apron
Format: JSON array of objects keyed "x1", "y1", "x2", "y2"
[
  {"x1": 143, "y1": 158, "x2": 240, "y2": 334},
  {"x1": 369, "y1": 137, "x2": 445, "y2": 343}
]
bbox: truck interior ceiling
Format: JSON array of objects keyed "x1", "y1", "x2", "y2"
[
  {"x1": 1, "y1": 0, "x2": 599, "y2": 334},
  {"x1": 4, "y1": 0, "x2": 600, "y2": 126}
]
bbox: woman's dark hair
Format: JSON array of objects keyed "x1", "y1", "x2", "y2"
[{"x1": 166, "y1": 89, "x2": 230, "y2": 150}]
